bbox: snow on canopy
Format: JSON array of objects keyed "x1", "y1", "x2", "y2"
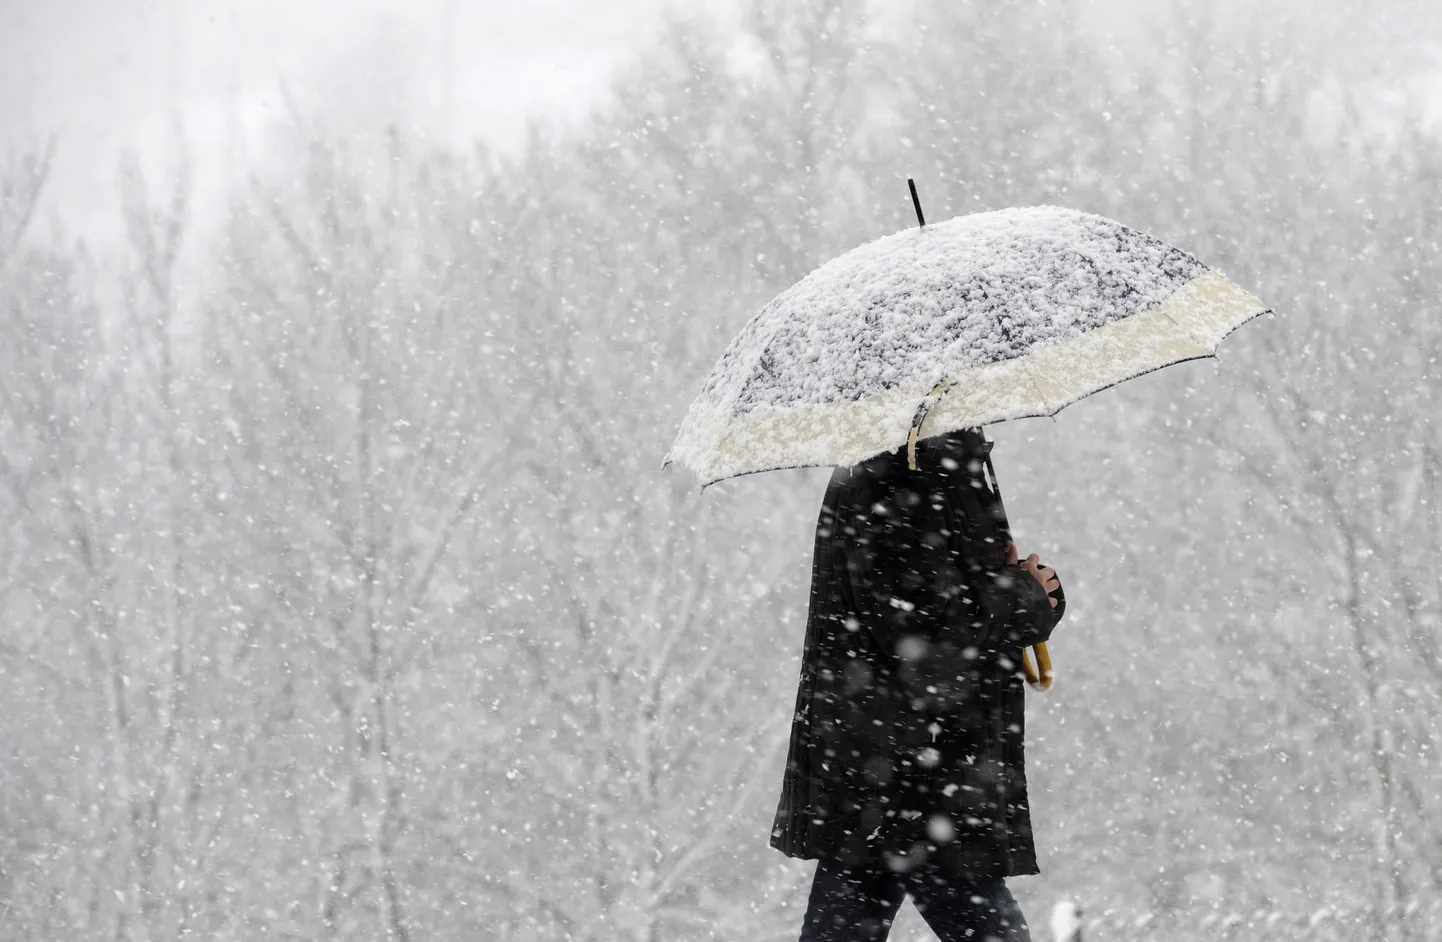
[
  {"x1": 667, "y1": 205, "x2": 1266, "y2": 485},
  {"x1": 707, "y1": 206, "x2": 1204, "y2": 412}
]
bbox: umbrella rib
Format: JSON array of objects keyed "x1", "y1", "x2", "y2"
[
  {"x1": 1024, "y1": 361, "x2": 1054, "y2": 417},
  {"x1": 1155, "y1": 290, "x2": 1212, "y2": 352},
  {"x1": 1076, "y1": 242, "x2": 1211, "y2": 352}
]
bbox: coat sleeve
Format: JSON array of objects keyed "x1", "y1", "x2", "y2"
[
  {"x1": 981, "y1": 561, "x2": 1060, "y2": 650},
  {"x1": 838, "y1": 473, "x2": 987, "y2": 713},
  {"x1": 839, "y1": 471, "x2": 1067, "y2": 711}
]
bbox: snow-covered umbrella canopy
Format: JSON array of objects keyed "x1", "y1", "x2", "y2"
[{"x1": 665, "y1": 205, "x2": 1269, "y2": 486}]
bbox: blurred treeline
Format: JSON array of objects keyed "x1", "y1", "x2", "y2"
[{"x1": 2, "y1": 1, "x2": 1440, "y2": 940}]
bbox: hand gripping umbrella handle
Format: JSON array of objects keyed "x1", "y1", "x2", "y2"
[{"x1": 1022, "y1": 642, "x2": 1053, "y2": 691}]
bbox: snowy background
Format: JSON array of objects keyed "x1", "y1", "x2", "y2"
[{"x1": 3, "y1": 0, "x2": 1442, "y2": 939}]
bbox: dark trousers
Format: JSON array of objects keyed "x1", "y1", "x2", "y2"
[{"x1": 799, "y1": 857, "x2": 1032, "y2": 942}]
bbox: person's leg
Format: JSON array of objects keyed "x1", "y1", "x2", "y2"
[
  {"x1": 906, "y1": 869, "x2": 1032, "y2": 942},
  {"x1": 798, "y1": 856, "x2": 908, "y2": 942}
]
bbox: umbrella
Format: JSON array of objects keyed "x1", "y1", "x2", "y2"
[{"x1": 665, "y1": 187, "x2": 1269, "y2": 688}]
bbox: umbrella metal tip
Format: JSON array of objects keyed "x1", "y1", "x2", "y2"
[
  {"x1": 905, "y1": 177, "x2": 928, "y2": 229},
  {"x1": 907, "y1": 178, "x2": 926, "y2": 228}
]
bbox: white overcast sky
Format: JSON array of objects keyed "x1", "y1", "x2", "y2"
[
  {"x1": 3, "y1": 0, "x2": 1440, "y2": 238},
  {"x1": 1, "y1": 0, "x2": 737, "y2": 233}
]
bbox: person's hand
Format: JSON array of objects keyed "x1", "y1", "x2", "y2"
[{"x1": 1007, "y1": 540, "x2": 1060, "y2": 608}]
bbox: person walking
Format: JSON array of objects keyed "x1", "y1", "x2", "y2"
[
  {"x1": 770, "y1": 426, "x2": 1065, "y2": 942},
  {"x1": 667, "y1": 199, "x2": 1265, "y2": 940}
]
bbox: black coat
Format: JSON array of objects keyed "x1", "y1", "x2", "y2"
[{"x1": 770, "y1": 428, "x2": 1065, "y2": 879}]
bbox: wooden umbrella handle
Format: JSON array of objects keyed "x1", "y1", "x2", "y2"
[{"x1": 1022, "y1": 642, "x2": 1054, "y2": 691}]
